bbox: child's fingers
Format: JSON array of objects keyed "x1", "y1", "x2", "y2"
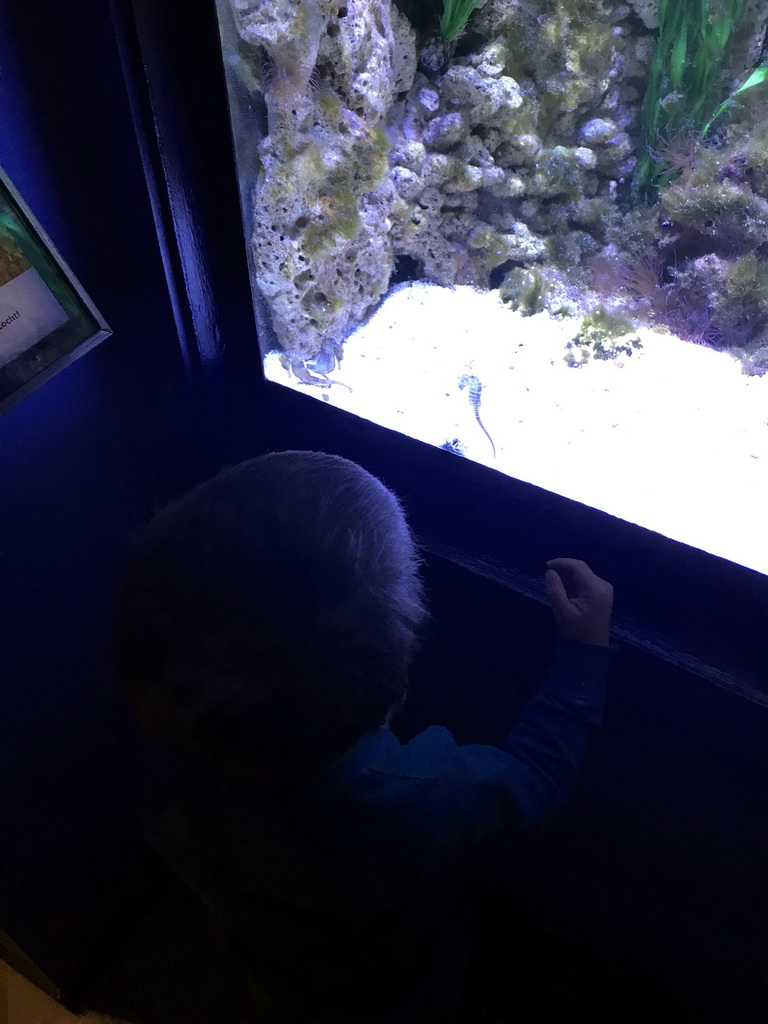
[
  {"x1": 546, "y1": 557, "x2": 590, "y2": 581},
  {"x1": 544, "y1": 568, "x2": 573, "y2": 618}
]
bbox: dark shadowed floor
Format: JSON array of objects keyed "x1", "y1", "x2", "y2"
[{"x1": 81, "y1": 870, "x2": 713, "y2": 1024}]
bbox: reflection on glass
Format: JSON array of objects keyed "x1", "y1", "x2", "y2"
[
  {"x1": 0, "y1": 215, "x2": 31, "y2": 288},
  {"x1": 0, "y1": 172, "x2": 109, "y2": 411},
  {"x1": 214, "y1": 1, "x2": 768, "y2": 575}
]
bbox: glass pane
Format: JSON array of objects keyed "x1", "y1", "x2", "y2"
[
  {"x1": 214, "y1": 1, "x2": 768, "y2": 575},
  {"x1": 0, "y1": 168, "x2": 108, "y2": 411}
]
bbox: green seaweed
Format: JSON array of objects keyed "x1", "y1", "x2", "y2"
[
  {"x1": 635, "y1": 0, "x2": 761, "y2": 196},
  {"x1": 439, "y1": 0, "x2": 478, "y2": 42},
  {"x1": 701, "y1": 61, "x2": 768, "y2": 136}
]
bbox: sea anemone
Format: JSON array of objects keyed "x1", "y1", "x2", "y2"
[
  {"x1": 260, "y1": 46, "x2": 320, "y2": 103},
  {"x1": 650, "y1": 128, "x2": 701, "y2": 177},
  {"x1": 656, "y1": 287, "x2": 721, "y2": 347},
  {"x1": 622, "y1": 253, "x2": 663, "y2": 301},
  {"x1": 590, "y1": 250, "x2": 721, "y2": 347},
  {"x1": 589, "y1": 251, "x2": 661, "y2": 302}
]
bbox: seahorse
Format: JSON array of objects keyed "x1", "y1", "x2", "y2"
[{"x1": 458, "y1": 374, "x2": 496, "y2": 459}]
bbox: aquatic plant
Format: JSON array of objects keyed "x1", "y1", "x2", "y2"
[
  {"x1": 654, "y1": 121, "x2": 768, "y2": 259},
  {"x1": 701, "y1": 61, "x2": 768, "y2": 138},
  {"x1": 596, "y1": 106, "x2": 768, "y2": 369},
  {"x1": 635, "y1": 0, "x2": 759, "y2": 195},
  {"x1": 439, "y1": 0, "x2": 478, "y2": 42}
]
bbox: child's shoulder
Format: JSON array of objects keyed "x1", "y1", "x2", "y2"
[{"x1": 368, "y1": 724, "x2": 463, "y2": 780}]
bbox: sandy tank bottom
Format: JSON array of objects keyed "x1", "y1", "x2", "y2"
[{"x1": 265, "y1": 283, "x2": 768, "y2": 577}]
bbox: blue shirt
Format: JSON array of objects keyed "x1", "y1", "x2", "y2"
[{"x1": 136, "y1": 634, "x2": 617, "y2": 1022}]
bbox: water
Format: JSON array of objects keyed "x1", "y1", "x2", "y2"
[{"x1": 214, "y1": 0, "x2": 768, "y2": 575}]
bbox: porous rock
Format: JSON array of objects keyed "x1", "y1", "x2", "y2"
[
  {"x1": 626, "y1": 0, "x2": 658, "y2": 29},
  {"x1": 229, "y1": 0, "x2": 416, "y2": 361},
  {"x1": 423, "y1": 112, "x2": 471, "y2": 151},
  {"x1": 384, "y1": 0, "x2": 649, "y2": 293}
]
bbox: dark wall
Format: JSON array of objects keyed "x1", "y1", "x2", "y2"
[{"x1": 0, "y1": 0, "x2": 213, "y2": 988}]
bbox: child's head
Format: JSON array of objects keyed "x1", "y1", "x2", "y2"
[{"x1": 117, "y1": 450, "x2": 429, "y2": 784}]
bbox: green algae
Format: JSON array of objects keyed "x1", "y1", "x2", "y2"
[
  {"x1": 565, "y1": 307, "x2": 642, "y2": 366},
  {"x1": 499, "y1": 267, "x2": 547, "y2": 315},
  {"x1": 302, "y1": 125, "x2": 390, "y2": 256}
]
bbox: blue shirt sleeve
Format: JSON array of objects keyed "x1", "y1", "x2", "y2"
[{"x1": 448, "y1": 633, "x2": 617, "y2": 853}]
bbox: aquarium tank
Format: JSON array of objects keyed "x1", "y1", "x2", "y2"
[{"x1": 214, "y1": 0, "x2": 768, "y2": 575}]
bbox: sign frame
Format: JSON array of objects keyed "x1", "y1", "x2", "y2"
[{"x1": 0, "y1": 165, "x2": 111, "y2": 415}]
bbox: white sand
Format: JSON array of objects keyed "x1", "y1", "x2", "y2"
[{"x1": 265, "y1": 282, "x2": 768, "y2": 577}]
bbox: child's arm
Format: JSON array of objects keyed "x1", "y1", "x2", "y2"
[
  {"x1": 446, "y1": 634, "x2": 616, "y2": 847},
  {"x1": 493, "y1": 632, "x2": 615, "y2": 824},
  {"x1": 485, "y1": 555, "x2": 616, "y2": 822}
]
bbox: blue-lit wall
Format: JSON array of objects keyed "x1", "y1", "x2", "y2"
[{"x1": 0, "y1": 0, "x2": 209, "y2": 988}]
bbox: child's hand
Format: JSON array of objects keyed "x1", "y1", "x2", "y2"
[{"x1": 545, "y1": 558, "x2": 614, "y2": 647}]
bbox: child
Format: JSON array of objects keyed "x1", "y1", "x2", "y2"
[{"x1": 117, "y1": 450, "x2": 617, "y2": 1024}]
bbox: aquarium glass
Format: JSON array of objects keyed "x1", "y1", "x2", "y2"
[
  {"x1": 214, "y1": 0, "x2": 768, "y2": 575},
  {"x1": 0, "y1": 167, "x2": 109, "y2": 413}
]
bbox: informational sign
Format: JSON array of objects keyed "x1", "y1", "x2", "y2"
[{"x1": 0, "y1": 167, "x2": 110, "y2": 414}]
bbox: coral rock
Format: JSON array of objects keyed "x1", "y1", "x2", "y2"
[
  {"x1": 439, "y1": 66, "x2": 525, "y2": 130},
  {"x1": 574, "y1": 146, "x2": 598, "y2": 170},
  {"x1": 499, "y1": 221, "x2": 548, "y2": 261},
  {"x1": 233, "y1": 0, "x2": 655, "y2": 353},
  {"x1": 423, "y1": 112, "x2": 471, "y2": 151},
  {"x1": 390, "y1": 4, "x2": 418, "y2": 93},
  {"x1": 390, "y1": 140, "x2": 427, "y2": 173},
  {"x1": 578, "y1": 118, "x2": 622, "y2": 146},
  {"x1": 496, "y1": 133, "x2": 543, "y2": 167},
  {"x1": 233, "y1": 0, "x2": 414, "y2": 360},
  {"x1": 392, "y1": 166, "x2": 424, "y2": 200},
  {"x1": 468, "y1": 40, "x2": 507, "y2": 78},
  {"x1": 416, "y1": 87, "x2": 440, "y2": 116},
  {"x1": 488, "y1": 173, "x2": 527, "y2": 198}
]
